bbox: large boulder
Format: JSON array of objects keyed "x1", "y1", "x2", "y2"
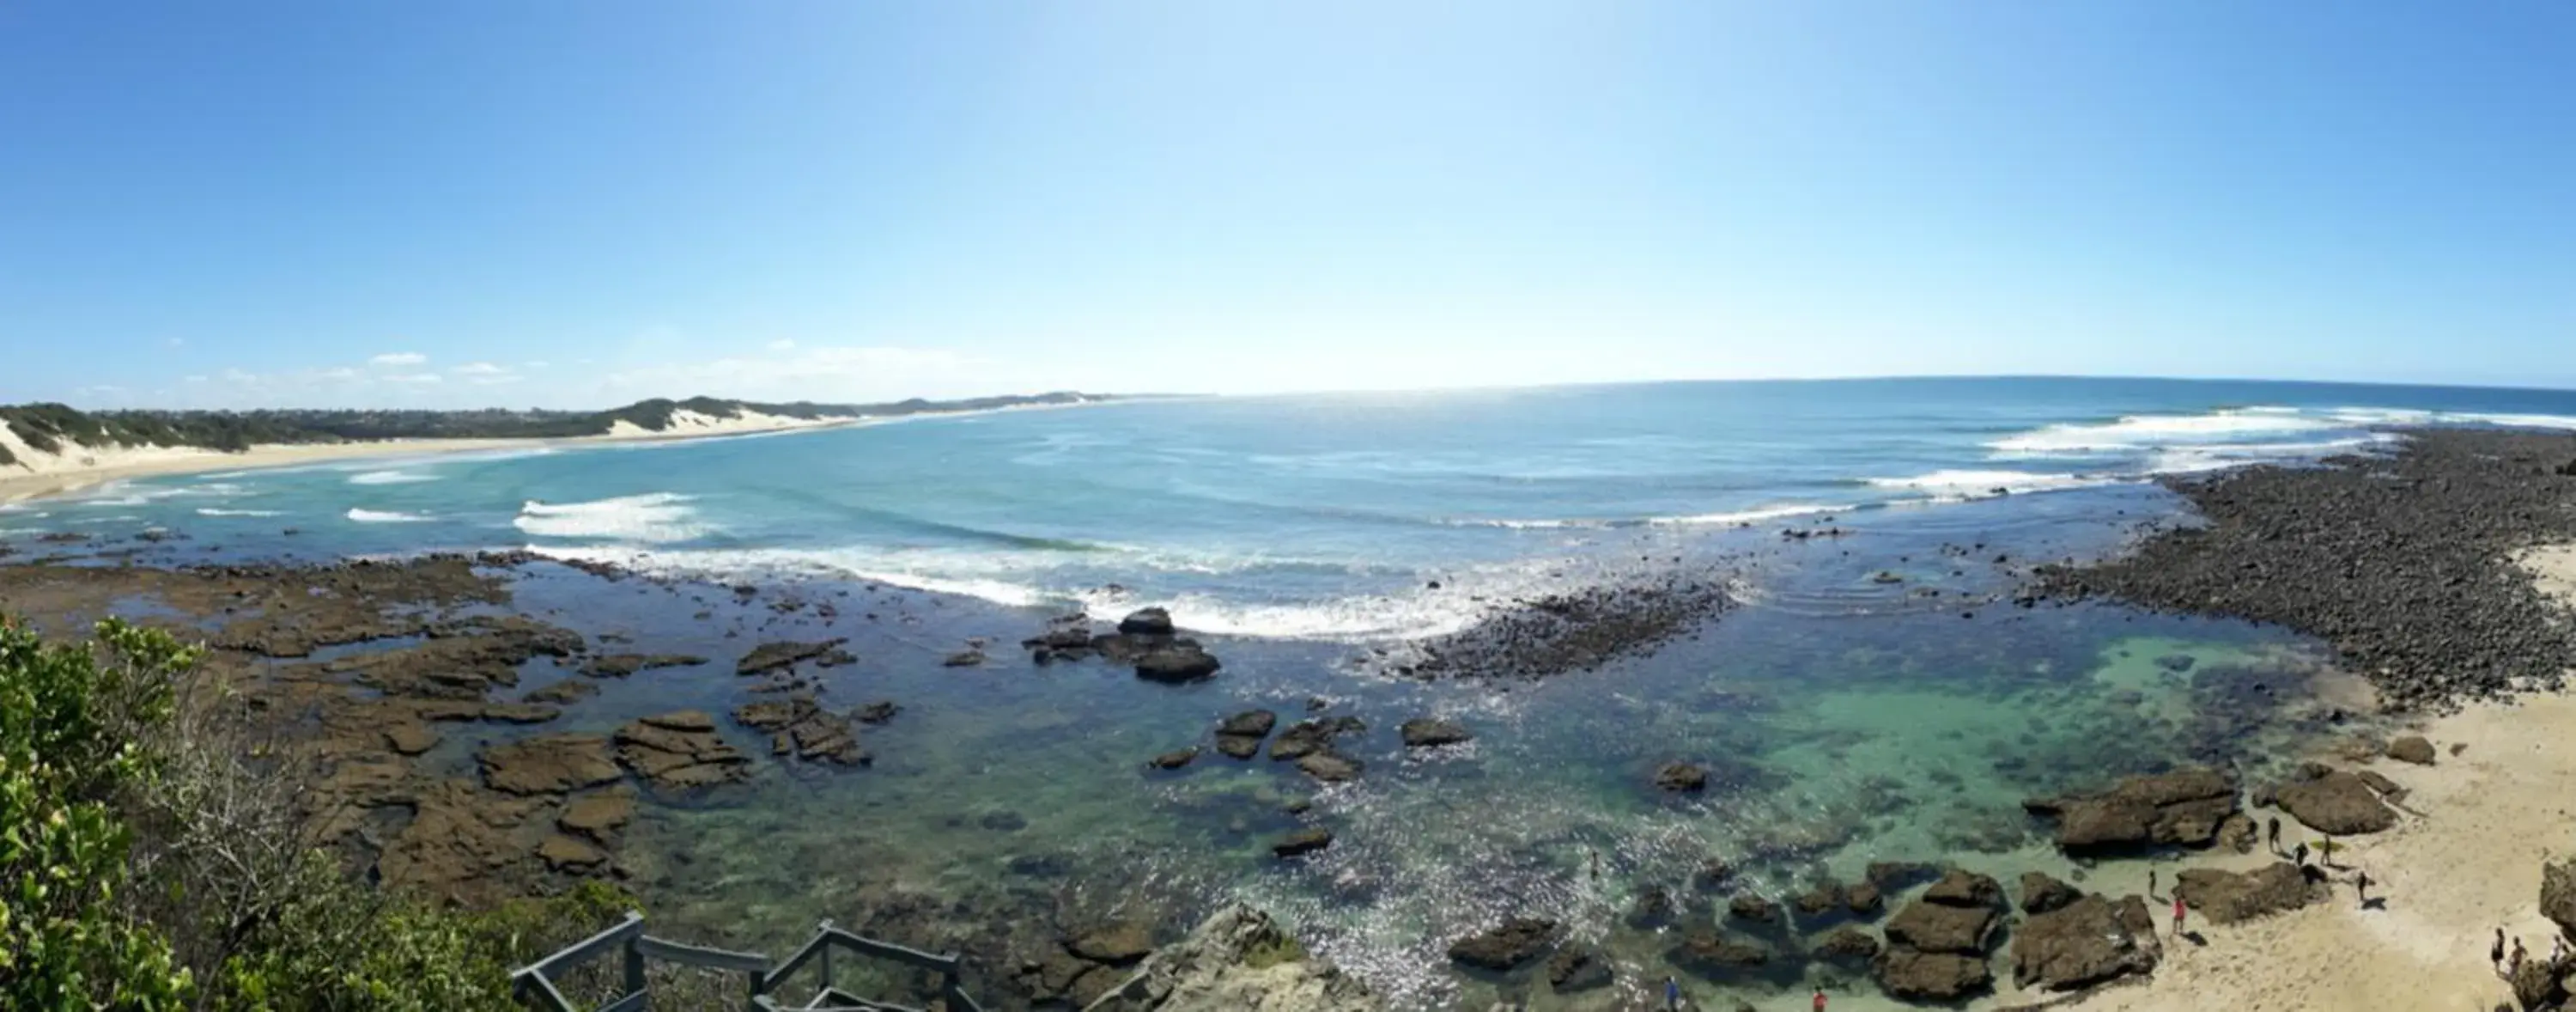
[
  {"x1": 1922, "y1": 869, "x2": 2003, "y2": 908},
  {"x1": 2511, "y1": 956, "x2": 2567, "y2": 1011},
  {"x1": 2024, "y1": 767, "x2": 2239, "y2": 853},
  {"x1": 1655, "y1": 762, "x2": 1709, "y2": 792},
  {"x1": 1668, "y1": 929, "x2": 1770, "y2": 976},
  {"x1": 2174, "y1": 863, "x2": 2317, "y2": 924},
  {"x1": 1271, "y1": 717, "x2": 1363, "y2": 761},
  {"x1": 1119, "y1": 607, "x2": 1177, "y2": 637},
  {"x1": 2275, "y1": 771, "x2": 2398, "y2": 835},
  {"x1": 1080, "y1": 904, "x2": 1382, "y2": 1012},
  {"x1": 2386, "y1": 735, "x2": 2437, "y2": 765},
  {"x1": 1814, "y1": 926, "x2": 1880, "y2": 962},
  {"x1": 1446, "y1": 918, "x2": 1558, "y2": 971},
  {"x1": 1873, "y1": 948, "x2": 1991, "y2": 1001},
  {"x1": 1544, "y1": 945, "x2": 1613, "y2": 992},
  {"x1": 1135, "y1": 644, "x2": 1223, "y2": 684},
  {"x1": 2011, "y1": 894, "x2": 2158, "y2": 991}
]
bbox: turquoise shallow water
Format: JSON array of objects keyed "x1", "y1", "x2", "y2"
[{"x1": 10, "y1": 376, "x2": 2576, "y2": 1008}]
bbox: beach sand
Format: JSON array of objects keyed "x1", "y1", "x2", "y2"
[
  {"x1": 0, "y1": 411, "x2": 863, "y2": 504},
  {"x1": 2045, "y1": 544, "x2": 2576, "y2": 1012}
]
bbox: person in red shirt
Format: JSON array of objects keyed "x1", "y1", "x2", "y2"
[
  {"x1": 1812, "y1": 987, "x2": 1827, "y2": 1010},
  {"x1": 2172, "y1": 895, "x2": 2188, "y2": 937}
]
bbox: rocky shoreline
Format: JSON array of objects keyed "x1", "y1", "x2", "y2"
[{"x1": 2035, "y1": 428, "x2": 2576, "y2": 708}]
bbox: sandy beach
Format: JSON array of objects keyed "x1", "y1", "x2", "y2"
[
  {"x1": 2046, "y1": 545, "x2": 2576, "y2": 1012},
  {"x1": 0, "y1": 409, "x2": 865, "y2": 504}
]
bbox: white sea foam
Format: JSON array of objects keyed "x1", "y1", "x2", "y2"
[
  {"x1": 195, "y1": 507, "x2": 284, "y2": 517},
  {"x1": 1452, "y1": 503, "x2": 1839, "y2": 529},
  {"x1": 513, "y1": 493, "x2": 708, "y2": 543},
  {"x1": 346, "y1": 508, "x2": 431, "y2": 523},
  {"x1": 1990, "y1": 408, "x2": 2341, "y2": 455},
  {"x1": 1864, "y1": 469, "x2": 2111, "y2": 496},
  {"x1": 348, "y1": 470, "x2": 439, "y2": 485}
]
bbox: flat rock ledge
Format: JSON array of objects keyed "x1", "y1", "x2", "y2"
[
  {"x1": 2023, "y1": 766, "x2": 2239, "y2": 854},
  {"x1": 1081, "y1": 903, "x2": 1381, "y2": 1012}
]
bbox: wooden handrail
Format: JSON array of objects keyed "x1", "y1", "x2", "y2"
[{"x1": 513, "y1": 912, "x2": 978, "y2": 1012}]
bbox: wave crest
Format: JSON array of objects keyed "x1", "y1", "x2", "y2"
[
  {"x1": 513, "y1": 493, "x2": 709, "y2": 544},
  {"x1": 345, "y1": 508, "x2": 431, "y2": 523}
]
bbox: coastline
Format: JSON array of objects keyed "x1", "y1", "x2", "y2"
[{"x1": 0, "y1": 412, "x2": 874, "y2": 504}]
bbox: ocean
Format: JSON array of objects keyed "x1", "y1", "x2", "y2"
[{"x1": 14, "y1": 375, "x2": 2576, "y2": 1009}]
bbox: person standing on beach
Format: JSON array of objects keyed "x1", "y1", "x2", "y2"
[
  {"x1": 2512, "y1": 937, "x2": 2528, "y2": 978},
  {"x1": 2171, "y1": 895, "x2": 2187, "y2": 938},
  {"x1": 2494, "y1": 929, "x2": 2508, "y2": 975},
  {"x1": 2293, "y1": 842, "x2": 2309, "y2": 867},
  {"x1": 2147, "y1": 869, "x2": 2158, "y2": 899},
  {"x1": 1813, "y1": 987, "x2": 1827, "y2": 1011},
  {"x1": 2353, "y1": 869, "x2": 2371, "y2": 904},
  {"x1": 1664, "y1": 974, "x2": 1681, "y2": 1010},
  {"x1": 2266, "y1": 816, "x2": 2281, "y2": 854}
]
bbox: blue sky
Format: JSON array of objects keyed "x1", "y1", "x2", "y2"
[{"x1": 2, "y1": 2, "x2": 2570, "y2": 409}]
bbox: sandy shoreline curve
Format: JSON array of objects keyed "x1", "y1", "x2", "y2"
[
  {"x1": 2043, "y1": 544, "x2": 2576, "y2": 1012},
  {"x1": 0, "y1": 410, "x2": 867, "y2": 504}
]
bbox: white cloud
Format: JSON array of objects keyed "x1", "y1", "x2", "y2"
[
  {"x1": 369, "y1": 351, "x2": 428, "y2": 367},
  {"x1": 451, "y1": 362, "x2": 510, "y2": 376},
  {"x1": 766, "y1": 339, "x2": 797, "y2": 351}
]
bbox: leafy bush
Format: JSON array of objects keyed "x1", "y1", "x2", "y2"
[{"x1": 2, "y1": 618, "x2": 641, "y2": 1011}]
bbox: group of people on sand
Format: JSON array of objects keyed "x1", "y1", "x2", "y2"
[{"x1": 2495, "y1": 927, "x2": 2573, "y2": 981}]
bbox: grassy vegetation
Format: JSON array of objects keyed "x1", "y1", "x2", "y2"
[
  {"x1": 0, "y1": 392, "x2": 1108, "y2": 461},
  {"x1": 0, "y1": 617, "x2": 637, "y2": 1009}
]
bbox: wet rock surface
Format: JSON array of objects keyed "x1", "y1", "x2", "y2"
[
  {"x1": 582, "y1": 652, "x2": 706, "y2": 678},
  {"x1": 735, "y1": 637, "x2": 853, "y2": 676},
  {"x1": 616, "y1": 710, "x2": 753, "y2": 790},
  {"x1": 2387, "y1": 735, "x2": 2438, "y2": 765},
  {"x1": 1447, "y1": 918, "x2": 1558, "y2": 971},
  {"x1": 2019, "y1": 871, "x2": 2081, "y2": 914},
  {"x1": 2033, "y1": 429, "x2": 2576, "y2": 708},
  {"x1": 1398, "y1": 717, "x2": 1471, "y2": 747},
  {"x1": 2024, "y1": 766, "x2": 2239, "y2": 853},
  {"x1": 1377, "y1": 575, "x2": 1735, "y2": 681},
  {"x1": 1270, "y1": 716, "x2": 1363, "y2": 761},
  {"x1": 1872, "y1": 948, "x2": 1991, "y2": 1001},
  {"x1": 1655, "y1": 761, "x2": 1709, "y2": 792},
  {"x1": 1078, "y1": 903, "x2": 1382, "y2": 1012},
  {"x1": 732, "y1": 693, "x2": 869, "y2": 766},
  {"x1": 1544, "y1": 944, "x2": 1612, "y2": 992},
  {"x1": 478, "y1": 733, "x2": 623, "y2": 796}
]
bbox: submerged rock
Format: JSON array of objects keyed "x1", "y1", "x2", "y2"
[
  {"x1": 1447, "y1": 918, "x2": 1558, "y2": 971},
  {"x1": 1655, "y1": 762, "x2": 1709, "y2": 792},
  {"x1": 1272, "y1": 828, "x2": 1334, "y2": 858},
  {"x1": 615, "y1": 711, "x2": 752, "y2": 790},
  {"x1": 1669, "y1": 928, "x2": 1770, "y2": 976},
  {"x1": 1814, "y1": 926, "x2": 1880, "y2": 961},
  {"x1": 1295, "y1": 752, "x2": 1364, "y2": 783},
  {"x1": 1271, "y1": 717, "x2": 1362, "y2": 761},
  {"x1": 2023, "y1": 766, "x2": 2239, "y2": 853},
  {"x1": 1544, "y1": 944, "x2": 1612, "y2": 992},
  {"x1": 583, "y1": 653, "x2": 706, "y2": 678},
  {"x1": 2275, "y1": 771, "x2": 2398, "y2": 834},
  {"x1": 1218, "y1": 710, "x2": 1279, "y2": 738},
  {"x1": 1150, "y1": 747, "x2": 1200, "y2": 770},
  {"x1": 1118, "y1": 607, "x2": 1176, "y2": 637},
  {"x1": 735, "y1": 638, "x2": 853, "y2": 676},
  {"x1": 1078, "y1": 903, "x2": 1381, "y2": 1012},
  {"x1": 1727, "y1": 893, "x2": 1779, "y2": 924}
]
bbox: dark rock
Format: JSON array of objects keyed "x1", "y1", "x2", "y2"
[
  {"x1": 1727, "y1": 893, "x2": 1778, "y2": 924},
  {"x1": 1885, "y1": 898, "x2": 1998, "y2": 955},
  {"x1": 941, "y1": 649, "x2": 986, "y2": 668},
  {"x1": 732, "y1": 694, "x2": 870, "y2": 766},
  {"x1": 478, "y1": 734, "x2": 621, "y2": 796},
  {"x1": 538, "y1": 833, "x2": 608, "y2": 872},
  {"x1": 1695, "y1": 859, "x2": 1737, "y2": 891},
  {"x1": 2174, "y1": 863, "x2": 2317, "y2": 924},
  {"x1": 2541, "y1": 857, "x2": 2576, "y2": 939},
  {"x1": 2010, "y1": 893, "x2": 2158, "y2": 991},
  {"x1": 583, "y1": 653, "x2": 705, "y2": 678},
  {"x1": 1844, "y1": 881, "x2": 1884, "y2": 916},
  {"x1": 1814, "y1": 926, "x2": 1880, "y2": 961},
  {"x1": 1296, "y1": 751, "x2": 1364, "y2": 783},
  {"x1": 1399, "y1": 717, "x2": 1472, "y2": 747},
  {"x1": 1149, "y1": 747, "x2": 1199, "y2": 770},
  {"x1": 2024, "y1": 766, "x2": 2239, "y2": 852},
  {"x1": 1068, "y1": 923, "x2": 1155, "y2": 965},
  {"x1": 2018, "y1": 872, "x2": 2081, "y2": 914},
  {"x1": 2354, "y1": 769, "x2": 2408, "y2": 802},
  {"x1": 1670, "y1": 929, "x2": 1770, "y2": 975},
  {"x1": 615, "y1": 711, "x2": 752, "y2": 790},
  {"x1": 1212, "y1": 735, "x2": 1263, "y2": 760},
  {"x1": 1873, "y1": 947, "x2": 1991, "y2": 1001},
  {"x1": 1217, "y1": 709, "x2": 1278, "y2": 738},
  {"x1": 2276, "y1": 771, "x2": 2398, "y2": 834},
  {"x1": 1921, "y1": 869, "x2": 2003, "y2": 908},
  {"x1": 1626, "y1": 886, "x2": 1677, "y2": 929},
  {"x1": 2387, "y1": 735, "x2": 2437, "y2": 765},
  {"x1": 854, "y1": 700, "x2": 899, "y2": 724},
  {"x1": 1134, "y1": 644, "x2": 1222, "y2": 683},
  {"x1": 521, "y1": 680, "x2": 598, "y2": 705},
  {"x1": 1447, "y1": 918, "x2": 1558, "y2": 971},
  {"x1": 1270, "y1": 717, "x2": 1361, "y2": 760},
  {"x1": 1793, "y1": 881, "x2": 1845, "y2": 917},
  {"x1": 2216, "y1": 813, "x2": 2258, "y2": 854},
  {"x1": 1116, "y1": 607, "x2": 1176, "y2": 636},
  {"x1": 558, "y1": 789, "x2": 636, "y2": 842},
  {"x1": 1273, "y1": 827, "x2": 1334, "y2": 857},
  {"x1": 2154, "y1": 653, "x2": 2197, "y2": 673},
  {"x1": 1391, "y1": 578, "x2": 1735, "y2": 682},
  {"x1": 1867, "y1": 861, "x2": 1939, "y2": 890},
  {"x1": 735, "y1": 638, "x2": 852, "y2": 676},
  {"x1": 1655, "y1": 762, "x2": 1709, "y2": 792},
  {"x1": 1545, "y1": 945, "x2": 1613, "y2": 992},
  {"x1": 2511, "y1": 956, "x2": 2566, "y2": 1011}
]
